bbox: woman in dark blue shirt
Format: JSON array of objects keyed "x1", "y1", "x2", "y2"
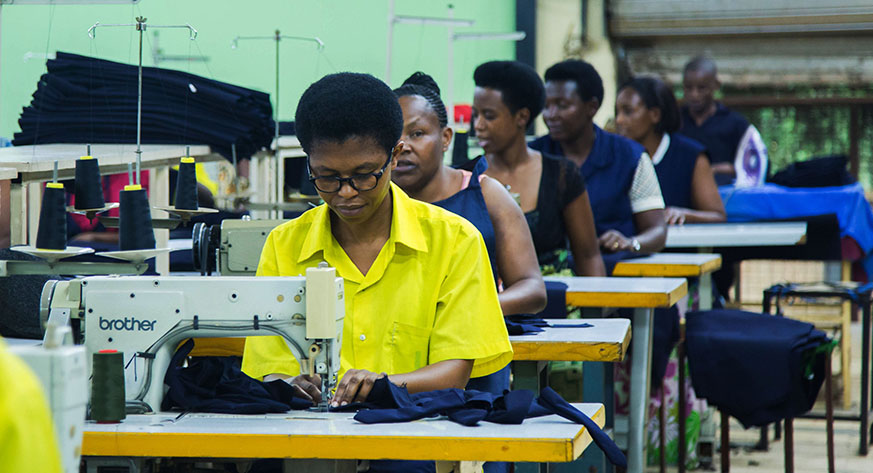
[{"x1": 615, "y1": 77, "x2": 725, "y2": 224}]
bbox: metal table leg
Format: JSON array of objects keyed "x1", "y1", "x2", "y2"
[
  {"x1": 629, "y1": 307, "x2": 654, "y2": 473},
  {"x1": 861, "y1": 298, "x2": 871, "y2": 455}
]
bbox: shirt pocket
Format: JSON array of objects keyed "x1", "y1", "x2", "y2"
[{"x1": 386, "y1": 321, "x2": 431, "y2": 374}]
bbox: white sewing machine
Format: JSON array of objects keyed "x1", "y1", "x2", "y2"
[{"x1": 40, "y1": 265, "x2": 344, "y2": 412}]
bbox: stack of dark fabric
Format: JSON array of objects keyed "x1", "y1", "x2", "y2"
[{"x1": 13, "y1": 52, "x2": 274, "y2": 160}]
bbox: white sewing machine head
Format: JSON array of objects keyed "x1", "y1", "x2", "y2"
[{"x1": 40, "y1": 265, "x2": 344, "y2": 412}]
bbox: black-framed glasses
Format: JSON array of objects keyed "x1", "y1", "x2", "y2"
[{"x1": 307, "y1": 154, "x2": 392, "y2": 193}]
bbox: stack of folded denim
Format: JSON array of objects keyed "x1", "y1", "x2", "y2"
[{"x1": 13, "y1": 52, "x2": 274, "y2": 160}]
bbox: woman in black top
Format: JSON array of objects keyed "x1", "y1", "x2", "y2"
[{"x1": 471, "y1": 61, "x2": 604, "y2": 276}]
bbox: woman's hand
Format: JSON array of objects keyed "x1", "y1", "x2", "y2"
[
  {"x1": 264, "y1": 373, "x2": 322, "y2": 404},
  {"x1": 665, "y1": 207, "x2": 687, "y2": 225},
  {"x1": 331, "y1": 369, "x2": 386, "y2": 407},
  {"x1": 598, "y1": 230, "x2": 632, "y2": 253},
  {"x1": 289, "y1": 374, "x2": 322, "y2": 403}
]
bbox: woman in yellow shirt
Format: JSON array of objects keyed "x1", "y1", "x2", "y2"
[{"x1": 242, "y1": 72, "x2": 512, "y2": 410}]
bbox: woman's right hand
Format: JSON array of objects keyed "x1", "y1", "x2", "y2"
[
  {"x1": 264, "y1": 373, "x2": 322, "y2": 403},
  {"x1": 289, "y1": 374, "x2": 322, "y2": 403}
]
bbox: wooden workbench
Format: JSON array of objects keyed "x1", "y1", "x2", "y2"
[
  {"x1": 542, "y1": 276, "x2": 686, "y2": 473},
  {"x1": 665, "y1": 222, "x2": 807, "y2": 249},
  {"x1": 612, "y1": 253, "x2": 723, "y2": 310},
  {"x1": 82, "y1": 406, "x2": 605, "y2": 470}
]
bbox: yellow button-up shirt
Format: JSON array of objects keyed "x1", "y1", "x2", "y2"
[
  {"x1": 242, "y1": 183, "x2": 512, "y2": 381},
  {"x1": 0, "y1": 338, "x2": 63, "y2": 473}
]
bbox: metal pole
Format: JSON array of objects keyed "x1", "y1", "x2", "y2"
[
  {"x1": 385, "y1": 0, "x2": 395, "y2": 83},
  {"x1": 446, "y1": 4, "x2": 454, "y2": 127},
  {"x1": 274, "y1": 30, "x2": 281, "y2": 219},
  {"x1": 135, "y1": 16, "x2": 146, "y2": 186}
]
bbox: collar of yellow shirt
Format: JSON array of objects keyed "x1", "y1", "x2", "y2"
[{"x1": 296, "y1": 183, "x2": 427, "y2": 287}]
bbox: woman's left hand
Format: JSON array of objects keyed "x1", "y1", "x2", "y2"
[
  {"x1": 598, "y1": 230, "x2": 632, "y2": 253},
  {"x1": 331, "y1": 369, "x2": 387, "y2": 407},
  {"x1": 665, "y1": 207, "x2": 687, "y2": 225}
]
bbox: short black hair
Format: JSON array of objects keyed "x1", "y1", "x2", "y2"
[
  {"x1": 544, "y1": 59, "x2": 603, "y2": 104},
  {"x1": 473, "y1": 61, "x2": 545, "y2": 126},
  {"x1": 295, "y1": 72, "x2": 403, "y2": 156},
  {"x1": 684, "y1": 56, "x2": 717, "y2": 77},
  {"x1": 620, "y1": 76, "x2": 680, "y2": 134},
  {"x1": 393, "y1": 72, "x2": 448, "y2": 127}
]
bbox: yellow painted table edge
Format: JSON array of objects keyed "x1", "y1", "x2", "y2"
[
  {"x1": 82, "y1": 406, "x2": 604, "y2": 463},
  {"x1": 511, "y1": 330, "x2": 630, "y2": 362},
  {"x1": 565, "y1": 281, "x2": 687, "y2": 308},
  {"x1": 611, "y1": 257, "x2": 722, "y2": 277}
]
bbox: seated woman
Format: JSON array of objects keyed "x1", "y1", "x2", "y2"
[
  {"x1": 469, "y1": 60, "x2": 604, "y2": 276},
  {"x1": 392, "y1": 72, "x2": 545, "y2": 397},
  {"x1": 529, "y1": 60, "x2": 667, "y2": 262},
  {"x1": 242, "y1": 72, "x2": 512, "y2": 473},
  {"x1": 615, "y1": 77, "x2": 725, "y2": 224}
]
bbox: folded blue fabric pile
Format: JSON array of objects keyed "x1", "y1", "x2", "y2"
[
  {"x1": 686, "y1": 309, "x2": 831, "y2": 427},
  {"x1": 13, "y1": 52, "x2": 274, "y2": 161},
  {"x1": 335, "y1": 377, "x2": 626, "y2": 468}
]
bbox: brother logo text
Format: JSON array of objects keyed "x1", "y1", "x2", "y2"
[{"x1": 99, "y1": 316, "x2": 157, "y2": 331}]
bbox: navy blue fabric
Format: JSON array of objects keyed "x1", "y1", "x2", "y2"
[
  {"x1": 539, "y1": 280, "x2": 568, "y2": 318},
  {"x1": 530, "y1": 126, "x2": 643, "y2": 238},
  {"x1": 504, "y1": 315, "x2": 593, "y2": 335},
  {"x1": 335, "y1": 378, "x2": 626, "y2": 467},
  {"x1": 435, "y1": 156, "x2": 498, "y2": 281},
  {"x1": 466, "y1": 363, "x2": 511, "y2": 394},
  {"x1": 532, "y1": 387, "x2": 627, "y2": 468},
  {"x1": 679, "y1": 103, "x2": 749, "y2": 185},
  {"x1": 685, "y1": 309, "x2": 830, "y2": 427},
  {"x1": 13, "y1": 52, "x2": 274, "y2": 161},
  {"x1": 162, "y1": 339, "x2": 313, "y2": 414},
  {"x1": 656, "y1": 134, "x2": 705, "y2": 209}
]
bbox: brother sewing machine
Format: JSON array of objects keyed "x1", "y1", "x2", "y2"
[{"x1": 40, "y1": 264, "x2": 344, "y2": 412}]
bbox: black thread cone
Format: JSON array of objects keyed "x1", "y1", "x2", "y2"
[
  {"x1": 119, "y1": 186, "x2": 156, "y2": 250},
  {"x1": 74, "y1": 157, "x2": 105, "y2": 210},
  {"x1": 451, "y1": 130, "x2": 470, "y2": 167},
  {"x1": 173, "y1": 159, "x2": 199, "y2": 210},
  {"x1": 35, "y1": 184, "x2": 67, "y2": 250},
  {"x1": 90, "y1": 350, "x2": 126, "y2": 422}
]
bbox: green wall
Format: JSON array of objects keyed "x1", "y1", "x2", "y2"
[{"x1": 0, "y1": 0, "x2": 516, "y2": 138}]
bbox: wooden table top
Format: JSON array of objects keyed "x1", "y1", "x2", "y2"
[
  {"x1": 544, "y1": 276, "x2": 687, "y2": 308},
  {"x1": 510, "y1": 318, "x2": 631, "y2": 362},
  {"x1": 0, "y1": 167, "x2": 17, "y2": 180},
  {"x1": 665, "y1": 222, "x2": 807, "y2": 248},
  {"x1": 82, "y1": 405, "x2": 604, "y2": 463},
  {"x1": 611, "y1": 253, "x2": 722, "y2": 277}
]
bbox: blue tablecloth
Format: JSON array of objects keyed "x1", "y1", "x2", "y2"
[{"x1": 719, "y1": 183, "x2": 873, "y2": 274}]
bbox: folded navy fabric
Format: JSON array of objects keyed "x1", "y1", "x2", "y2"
[
  {"x1": 14, "y1": 52, "x2": 274, "y2": 161},
  {"x1": 162, "y1": 339, "x2": 312, "y2": 414},
  {"x1": 334, "y1": 378, "x2": 626, "y2": 467},
  {"x1": 686, "y1": 309, "x2": 831, "y2": 427},
  {"x1": 505, "y1": 314, "x2": 593, "y2": 335}
]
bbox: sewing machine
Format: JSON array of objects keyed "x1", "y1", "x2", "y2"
[
  {"x1": 40, "y1": 266, "x2": 344, "y2": 412},
  {"x1": 192, "y1": 219, "x2": 287, "y2": 275}
]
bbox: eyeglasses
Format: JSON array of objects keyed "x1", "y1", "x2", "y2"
[{"x1": 307, "y1": 154, "x2": 392, "y2": 193}]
